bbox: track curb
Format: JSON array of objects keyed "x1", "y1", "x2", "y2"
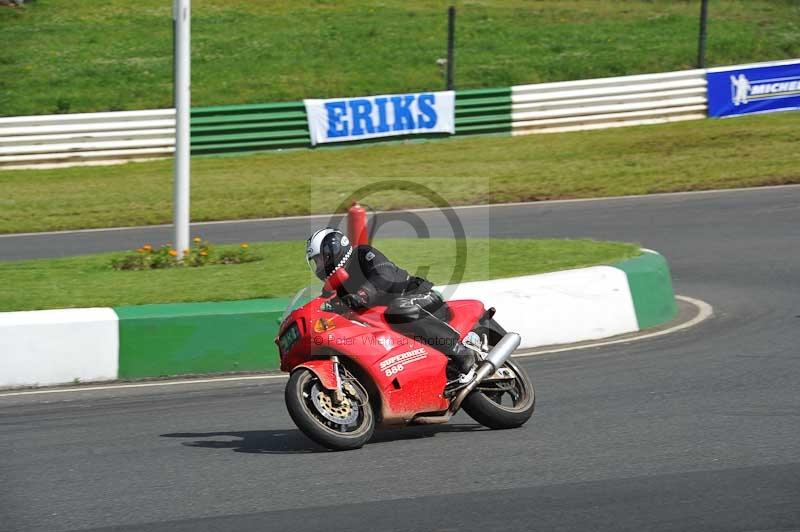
[
  {"x1": 0, "y1": 250, "x2": 678, "y2": 389},
  {"x1": 0, "y1": 295, "x2": 710, "y2": 398}
]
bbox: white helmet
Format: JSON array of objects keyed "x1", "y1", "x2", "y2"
[{"x1": 306, "y1": 228, "x2": 352, "y2": 281}]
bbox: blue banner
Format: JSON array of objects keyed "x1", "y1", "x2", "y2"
[{"x1": 707, "y1": 60, "x2": 800, "y2": 118}]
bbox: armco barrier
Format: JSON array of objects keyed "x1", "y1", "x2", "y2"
[
  {"x1": 0, "y1": 88, "x2": 511, "y2": 168},
  {"x1": 0, "y1": 109, "x2": 176, "y2": 169},
  {"x1": 17, "y1": 61, "x2": 794, "y2": 168},
  {"x1": 511, "y1": 69, "x2": 707, "y2": 135},
  {"x1": 190, "y1": 101, "x2": 309, "y2": 155},
  {"x1": 0, "y1": 251, "x2": 677, "y2": 389},
  {"x1": 454, "y1": 87, "x2": 512, "y2": 136},
  {"x1": 189, "y1": 89, "x2": 511, "y2": 156},
  {"x1": 6, "y1": 59, "x2": 800, "y2": 168}
]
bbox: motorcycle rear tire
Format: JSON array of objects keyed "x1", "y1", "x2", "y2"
[
  {"x1": 285, "y1": 368, "x2": 375, "y2": 451},
  {"x1": 461, "y1": 359, "x2": 535, "y2": 430}
]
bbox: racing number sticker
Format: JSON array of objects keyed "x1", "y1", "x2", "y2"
[{"x1": 379, "y1": 348, "x2": 427, "y2": 377}]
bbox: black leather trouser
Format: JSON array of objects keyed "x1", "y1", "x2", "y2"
[{"x1": 384, "y1": 292, "x2": 462, "y2": 358}]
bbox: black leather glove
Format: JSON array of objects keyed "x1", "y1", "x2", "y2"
[
  {"x1": 409, "y1": 290, "x2": 443, "y2": 312},
  {"x1": 341, "y1": 286, "x2": 375, "y2": 309},
  {"x1": 339, "y1": 294, "x2": 358, "y2": 308}
]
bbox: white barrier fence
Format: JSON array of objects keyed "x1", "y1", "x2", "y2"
[
  {"x1": 511, "y1": 69, "x2": 707, "y2": 135},
  {"x1": 0, "y1": 108, "x2": 175, "y2": 169},
  {"x1": 0, "y1": 62, "x2": 777, "y2": 169}
]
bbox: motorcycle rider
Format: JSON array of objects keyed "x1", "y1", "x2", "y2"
[{"x1": 306, "y1": 228, "x2": 477, "y2": 375}]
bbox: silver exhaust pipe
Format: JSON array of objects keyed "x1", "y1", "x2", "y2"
[
  {"x1": 449, "y1": 332, "x2": 521, "y2": 413},
  {"x1": 482, "y1": 332, "x2": 521, "y2": 371}
]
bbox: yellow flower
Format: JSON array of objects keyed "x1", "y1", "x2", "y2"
[
  {"x1": 137, "y1": 247, "x2": 145, "y2": 253},
  {"x1": 142, "y1": 244, "x2": 152, "y2": 252},
  {"x1": 168, "y1": 249, "x2": 178, "y2": 257},
  {"x1": 240, "y1": 243, "x2": 249, "y2": 249},
  {"x1": 199, "y1": 251, "x2": 208, "y2": 257},
  {"x1": 193, "y1": 237, "x2": 202, "y2": 244},
  {"x1": 183, "y1": 248, "x2": 190, "y2": 255}
]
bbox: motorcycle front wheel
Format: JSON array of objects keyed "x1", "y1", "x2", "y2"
[
  {"x1": 285, "y1": 368, "x2": 375, "y2": 451},
  {"x1": 461, "y1": 359, "x2": 535, "y2": 429}
]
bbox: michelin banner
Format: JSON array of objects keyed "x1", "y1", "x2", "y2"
[
  {"x1": 304, "y1": 91, "x2": 455, "y2": 145},
  {"x1": 707, "y1": 59, "x2": 800, "y2": 118}
]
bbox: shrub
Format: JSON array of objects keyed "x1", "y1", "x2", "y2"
[{"x1": 110, "y1": 239, "x2": 261, "y2": 271}]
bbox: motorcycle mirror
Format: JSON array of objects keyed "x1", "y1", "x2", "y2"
[{"x1": 323, "y1": 267, "x2": 350, "y2": 293}]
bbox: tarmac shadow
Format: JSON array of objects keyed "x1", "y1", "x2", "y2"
[{"x1": 161, "y1": 423, "x2": 486, "y2": 454}]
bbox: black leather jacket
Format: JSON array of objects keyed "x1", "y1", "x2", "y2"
[{"x1": 335, "y1": 245, "x2": 433, "y2": 308}]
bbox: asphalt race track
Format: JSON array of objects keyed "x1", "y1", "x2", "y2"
[{"x1": 1, "y1": 185, "x2": 799, "y2": 531}]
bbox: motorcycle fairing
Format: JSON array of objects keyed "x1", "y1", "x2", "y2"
[
  {"x1": 292, "y1": 359, "x2": 339, "y2": 390},
  {"x1": 311, "y1": 321, "x2": 450, "y2": 424},
  {"x1": 442, "y1": 300, "x2": 487, "y2": 340},
  {"x1": 278, "y1": 294, "x2": 487, "y2": 426}
]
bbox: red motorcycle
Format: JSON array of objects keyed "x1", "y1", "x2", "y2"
[{"x1": 275, "y1": 269, "x2": 535, "y2": 450}]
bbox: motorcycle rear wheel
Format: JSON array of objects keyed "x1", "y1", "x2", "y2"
[
  {"x1": 461, "y1": 359, "x2": 535, "y2": 429},
  {"x1": 285, "y1": 368, "x2": 375, "y2": 451}
]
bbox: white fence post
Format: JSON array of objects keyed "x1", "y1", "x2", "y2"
[{"x1": 173, "y1": 0, "x2": 191, "y2": 259}]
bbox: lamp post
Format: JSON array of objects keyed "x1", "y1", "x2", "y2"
[{"x1": 173, "y1": 0, "x2": 190, "y2": 259}]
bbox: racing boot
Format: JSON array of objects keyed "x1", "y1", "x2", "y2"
[
  {"x1": 449, "y1": 342, "x2": 477, "y2": 375},
  {"x1": 444, "y1": 342, "x2": 478, "y2": 395}
]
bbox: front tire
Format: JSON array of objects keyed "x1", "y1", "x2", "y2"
[
  {"x1": 461, "y1": 359, "x2": 535, "y2": 429},
  {"x1": 285, "y1": 368, "x2": 374, "y2": 451}
]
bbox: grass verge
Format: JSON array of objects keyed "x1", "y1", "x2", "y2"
[
  {"x1": 0, "y1": 238, "x2": 640, "y2": 312},
  {"x1": 2, "y1": 1, "x2": 798, "y2": 116},
  {"x1": 1, "y1": 112, "x2": 798, "y2": 234}
]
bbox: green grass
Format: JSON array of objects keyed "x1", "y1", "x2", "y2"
[
  {"x1": 1, "y1": 112, "x2": 798, "y2": 234},
  {"x1": 1, "y1": 1, "x2": 799, "y2": 116},
  {"x1": 0, "y1": 238, "x2": 640, "y2": 312}
]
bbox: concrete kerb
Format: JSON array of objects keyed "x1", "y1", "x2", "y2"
[
  {"x1": 0, "y1": 250, "x2": 680, "y2": 389},
  {"x1": 0, "y1": 295, "x2": 712, "y2": 399}
]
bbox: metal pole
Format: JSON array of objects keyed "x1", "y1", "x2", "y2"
[
  {"x1": 697, "y1": 0, "x2": 709, "y2": 68},
  {"x1": 446, "y1": 6, "x2": 455, "y2": 90},
  {"x1": 171, "y1": 15, "x2": 176, "y2": 107},
  {"x1": 173, "y1": 0, "x2": 190, "y2": 259}
]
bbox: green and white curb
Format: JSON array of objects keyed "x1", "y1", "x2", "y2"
[
  {"x1": 441, "y1": 250, "x2": 676, "y2": 349},
  {"x1": 0, "y1": 250, "x2": 677, "y2": 389},
  {"x1": 115, "y1": 298, "x2": 289, "y2": 379},
  {"x1": 612, "y1": 249, "x2": 677, "y2": 329},
  {"x1": 0, "y1": 308, "x2": 119, "y2": 387}
]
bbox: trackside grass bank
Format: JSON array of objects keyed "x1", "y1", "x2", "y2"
[
  {"x1": 0, "y1": 238, "x2": 640, "y2": 312},
  {"x1": 2, "y1": 1, "x2": 798, "y2": 116},
  {"x1": 1, "y1": 112, "x2": 799, "y2": 234}
]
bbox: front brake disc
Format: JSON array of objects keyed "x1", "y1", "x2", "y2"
[{"x1": 310, "y1": 382, "x2": 359, "y2": 425}]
